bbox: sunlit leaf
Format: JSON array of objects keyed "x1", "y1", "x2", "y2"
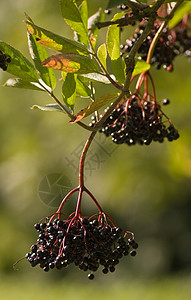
[
  {"x1": 41, "y1": 53, "x2": 101, "y2": 74},
  {"x1": 106, "y1": 13, "x2": 125, "y2": 84},
  {"x1": 0, "y1": 41, "x2": 38, "y2": 82},
  {"x1": 31, "y1": 104, "x2": 64, "y2": 112},
  {"x1": 79, "y1": 0, "x2": 88, "y2": 30},
  {"x1": 59, "y1": 0, "x2": 88, "y2": 46},
  {"x1": 76, "y1": 76, "x2": 91, "y2": 97},
  {"x1": 88, "y1": 8, "x2": 104, "y2": 49},
  {"x1": 3, "y1": 78, "x2": 45, "y2": 91},
  {"x1": 26, "y1": 21, "x2": 89, "y2": 56},
  {"x1": 97, "y1": 43, "x2": 107, "y2": 70},
  {"x1": 26, "y1": 15, "x2": 56, "y2": 90},
  {"x1": 80, "y1": 72, "x2": 115, "y2": 84},
  {"x1": 70, "y1": 93, "x2": 118, "y2": 123},
  {"x1": 168, "y1": 2, "x2": 191, "y2": 29},
  {"x1": 62, "y1": 73, "x2": 77, "y2": 110},
  {"x1": 132, "y1": 59, "x2": 150, "y2": 76}
]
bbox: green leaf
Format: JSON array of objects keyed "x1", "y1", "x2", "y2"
[
  {"x1": 70, "y1": 92, "x2": 118, "y2": 123},
  {"x1": 0, "y1": 41, "x2": 38, "y2": 82},
  {"x1": 62, "y1": 73, "x2": 77, "y2": 109},
  {"x1": 97, "y1": 43, "x2": 107, "y2": 70},
  {"x1": 132, "y1": 59, "x2": 150, "y2": 76},
  {"x1": 76, "y1": 76, "x2": 91, "y2": 97},
  {"x1": 88, "y1": 8, "x2": 104, "y2": 49},
  {"x1": 79, "y1": 1, "x2": 88, "y2": 26},
  {"x1": 41, "y1": 53, "x2": 101, "y2": 74},
  {"x1": 26, "y1": 21, "x2": 89, "y2": 56},
  {"x1": 31, "y1": 104, "x2": 64, "y2": 112},
  {"x1": 3, "y1": 78, "x2": 45, "y2": 91},
  {"x1": 168, "y1": 2, "x2": 191, "y2": 29},
  {"x1": 26, "y1": 16, "x2": 56, "y2": 90},
  {"x1": 59, "y1": 0, "x2": 88, "y2": 46},
  {"x1": 106, "y1": 13, "x2": 125, "y2": 84},
  {"x1": 80, "y1": 73, "x2": 115, "y2": 84}
]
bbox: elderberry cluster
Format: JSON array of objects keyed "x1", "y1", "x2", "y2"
[
  {"x1": 121, "y1": 19, "x2": 191, "y2": 71},
  {"x1": 92, "y1": 97, "x2": 179, "y2": 146},
  {"x1": 26, "y1": 215, "x2": 138, "y2": 279}
]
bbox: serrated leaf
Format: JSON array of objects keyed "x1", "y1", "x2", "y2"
[
  {"x1": 26, "y1": 21, "x2": 89, "y2": 56},
  {"x1": 31, "y1": 104, "x2": 64, "y2": 112},
  {"x1": 106, "y1": 13, "x2": 125, "y2": 84},
  {"x1": 80, "y1": 73, "x2": 115, "y2": 84},
  {"x1": 41, "y1": 53, "x2": 100, "y2": 74},
  {"x1": 88, "y1": 8, "x2": 104, "y2": 49},
  {"x1": 132, "y1": 59, "x2": 150, "y2": 76},
  {"x1": 59, "y1": 0, "x2": 88, "y2": 46},
  {"x1": 70, "y1": 93, "x2": 118, "y2": 123},
  {"x1": 0, "y1": 41, "x2": 38, "y2": 82},
  {"x1": 26, "y1": 14, "x2": 56, "y2": 89},
  {"x1": 97, "y1": 43, "x2": 107, "y2": 70},
  {"x1": 3, "y1": 78, "x2": 45, "y2": 91},
  {"x1": 168, "y1": 2, "x2": 191, "y2": 29},
  {"x1": 62, "y1": 73, "x2": 77, "y2": 110},
  {"x1": 76, "y1": 76, "x2": 91, "y2": 97}
]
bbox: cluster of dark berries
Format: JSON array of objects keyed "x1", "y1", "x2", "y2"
[
  {"x1": 26, "y1": 214, "x2": 138, "y2": 279},
  {"x1": 91, "y1": 96, "x2": 179, "y2": 146},
  {"x1": 121, "y1": 18, "x2": 191, "y2": 71}
]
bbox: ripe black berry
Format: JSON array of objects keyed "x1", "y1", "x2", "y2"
[{"x1": 88, "y1": 273, "x2": 94, "y2": 280}]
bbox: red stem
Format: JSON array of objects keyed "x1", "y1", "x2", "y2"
[
  {"x1": 147, "y1": 72, "x2": 157, "y2": 103},
  {"x1": 84, "y1": 187, "x2": 103, "y2": 213},
  {"x1": 79, "y1": 131, "x2": 97, "y2": 187}
]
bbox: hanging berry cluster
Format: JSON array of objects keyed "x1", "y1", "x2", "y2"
[
  {"x1": 121, "y1": 15, "x2": 191, "y2": 71},
  {"x1": 98, "y1": 96, "x2": 179, "y2": 146},
  {"x1": 91, "y1": 72, "x2": 179, "y2": 146},
  {"x1": 26, "y1": 213, "x2": 137, "y2": 280},
  {"x1": 25, "y1": 184, "x2": 138, "y2": 280}
]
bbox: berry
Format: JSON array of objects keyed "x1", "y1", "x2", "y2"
[
  {"x1": 88, "y1": 273, "x2": 94, "y2": 280},
  {"x1": 130, "y1": 250, "x2": 137, "y2": 257}
]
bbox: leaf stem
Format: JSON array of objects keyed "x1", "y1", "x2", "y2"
[{"x1": 38, "y1": 81, "x2": 94, "y2": 131}]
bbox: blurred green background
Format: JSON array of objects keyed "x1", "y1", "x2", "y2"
[{"x1": 0, "y1": 0, "x2": 191, "y2": 299}]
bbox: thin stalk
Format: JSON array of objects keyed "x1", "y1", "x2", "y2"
[
  {"x1": 79, "y1": 131, "x2": 97, "y2": 187},
  {"x1": 39, "y1": 82, "x2": 94, "y2": 132}
]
